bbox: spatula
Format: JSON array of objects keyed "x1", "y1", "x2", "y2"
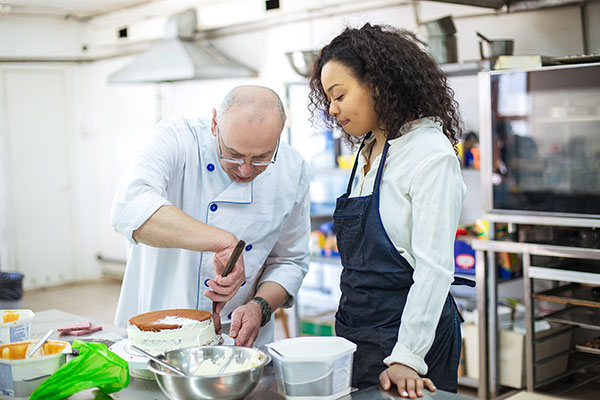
[
  {"x1": 213, "y1": 239, "x2": 246, "y2": 334},
  {"x1": 25, "y1": 329, "x2": 54, "y2": 359},
  {"x1": 131, "y1": 345, "x2": 187, "y2": 377}
]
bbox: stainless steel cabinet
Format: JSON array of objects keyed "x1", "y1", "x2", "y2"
[
  {"x1": 472, "y1": 239, "x2": 600, "y2": 398},
  {"x1": 474, "y1": 62, "x2": 600, "y2": 399}
]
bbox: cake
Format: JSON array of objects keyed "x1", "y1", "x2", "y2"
[{"x1": 127, "y1": 309, "x2": 219, "y2": 355}]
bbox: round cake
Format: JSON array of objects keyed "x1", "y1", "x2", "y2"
[{"x1": 127, "y1": 309, "x2": 219, "y2": 355}]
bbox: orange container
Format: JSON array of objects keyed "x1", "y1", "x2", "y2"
[{"x1": 0, "y1": 340, "x2": 70, "y2": 399}]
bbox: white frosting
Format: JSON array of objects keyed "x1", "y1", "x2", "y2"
[
  {"x1": 127, "y1": 316, "x2": 218, "y2": 356},
  {"x1": 157, "y1": 316, "x2": 199, "y2": 325},
  {"x1": 194, "y1": 348, "x2": 264, "y2": 376}
]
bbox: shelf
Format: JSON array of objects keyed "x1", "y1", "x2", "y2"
[
  {"x1": 498, "y1": 276, "x2": 523, "y2": 285},
  {"x1": 457, "y1": 376, "x2": 478, "y2": 388},
  {"x1": 529, "y1": 266, "x2": 600, "y2": 285},
  {"x1": 310, "y1": 255, "x2": 342, "y2": 266},
  {"x1": 532, "y1": 116, "x2": 600, "y2": 123},
  {"x1": 535, "y1": 355, "x2": 600, "y2": 393},
  {"x1": 483, "y1": 213, "x2": 600, "y2": 228},
  {"x1": 533, "y1": 283, "x2": 600, "y2": 309},
  {"x1": 575, "y1": 336, "x2": 600, "y2": 355},
  {"x1": 440, "y1": 60, "x2": 492, "y2": 77},
  {"x1": 544, "y1": 306, "x2": 600, "y2": 330}
]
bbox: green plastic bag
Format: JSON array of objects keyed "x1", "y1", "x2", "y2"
[{"x1": 30, "y1": 340, "x2": 129, "y2": 400}]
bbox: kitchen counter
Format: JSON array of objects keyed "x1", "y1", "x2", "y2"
[{"x1": 31, "y1": 310, "x2": 471, "y2": 400}]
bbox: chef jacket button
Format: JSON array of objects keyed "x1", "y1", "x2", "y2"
[
  {"x1": 245, "y1": 244, "x2": 253, "y2": 251},
  {"x1": 204, "y1": 279, "x2": 210, "y2": 287},
  {"x1": 207, "y1": 163, "x2": 215, "y2": 171},
  {"x1": 227, "y1": 312, "x2": 232, "y2": 319},
  {"x1": 241, "y1": 280, "x2": 246, "y2": 287},
  {"x1": 210, "y1": 203, "x2": 218, "y2": 212}
]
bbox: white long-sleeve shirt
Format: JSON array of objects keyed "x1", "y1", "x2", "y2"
[
  {"x1": 349, "y1": 118, "x2": 466, "y2": 375},
  {"x1": 111, "y1": 116, "x2": 311, "y2": 346}
]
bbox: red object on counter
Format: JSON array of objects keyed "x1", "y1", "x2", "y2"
[
  {"x1": 456, "y1": 227, "x2": 468, "y2": 237},
  {"x1": 69, "y1": 325, "x2": 103, "y2": 336},
  {"x1": 57, "y1": 321, "x2": 103, "y2": 336},
  {"x1": 57, "y1": 321, "x2": 91, "y2": 332}
]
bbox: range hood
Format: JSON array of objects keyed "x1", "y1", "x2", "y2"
[
  {"x1": 429, "y1": 0, "x2": 588, "y2": 10},
  {"x1": 108, "y1": 8, "x2": 257, "y2": 83}
]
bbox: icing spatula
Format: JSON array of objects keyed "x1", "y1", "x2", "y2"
[{"x1": 213, "y1": 239, "x2": 246, "y2": 334}]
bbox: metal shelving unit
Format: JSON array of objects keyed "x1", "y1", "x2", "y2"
[
  {"x1": 470, "y1": 61, "x2": 600, "y2": 398},
  {"x1": 533, "y1": 283, "x2": 600, "y2": 308},
  {"x1": 543, "y1": 307, "x2": 600, "y2": 331},
  {"x1": 471, "y1": 239, "x2": 600, "y2": 399}
]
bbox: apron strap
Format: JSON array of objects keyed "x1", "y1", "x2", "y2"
[
  {"x1": 345, "y1": 133, "x2": 371, "y2": 194},
  {"x1": 449, "y1": 294, "x2": 466, "y2": 323},
  {"x1": 452, "y1": 276, "x2": 476, "y2": 287},
  {"x1": 373, "y1": 140, "x2": 391, "y2": 197}
]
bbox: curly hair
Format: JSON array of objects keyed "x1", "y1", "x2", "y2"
[{"x1": 308, "y1": 23, "x2": 462, "y2": 150}]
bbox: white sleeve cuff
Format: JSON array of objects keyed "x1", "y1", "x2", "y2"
[{"x1": 384, "y1": 342, "x2": 428, "y2": 376}]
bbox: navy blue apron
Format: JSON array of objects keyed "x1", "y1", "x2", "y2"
[{"x1": 333, "y1": 136, "x2": 475, "y2": 392}]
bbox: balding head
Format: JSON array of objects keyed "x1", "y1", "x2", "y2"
[
  {"x1": 217, "y1": 85, "x2": 286, "y2": 129},
  {"x1": 211, "y1": 86, "x2": 286, "y2": 183}
]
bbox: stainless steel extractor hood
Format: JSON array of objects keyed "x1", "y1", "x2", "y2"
[
  {"x1": 108, "y1": 8, "x2": 257, "y2": 83},
  {"x1": 428, "y1": 0, "x2": 589, "y2": 10}
]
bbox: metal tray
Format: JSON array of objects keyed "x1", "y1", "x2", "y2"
[
  {"x1": 575, "y1": 337, "x2": 600, "y2": 355},
  {"x1": 551, "y1": 54, "x2": 600, "y2": 64},
  {"x1": 544, "y1": 306, "x2": 600, "y2": 330},
  {"x1": 533, "y1": 283, "x2": 600, "y2": 309}
]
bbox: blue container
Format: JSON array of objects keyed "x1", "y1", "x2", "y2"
[{"x1": 454, "y1": 240, "x2": 475, "y2": 275}]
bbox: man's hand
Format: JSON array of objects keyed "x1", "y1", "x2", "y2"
[
  {"x1": 204, "y1": 242, "x2": 246, "y2": 304},
  {"x1": 205, "y1": 239, "x2": 246, "y2": 334},
  {"x1": 379, "y1": 363, "x2": 436, "y2": 399},
  {"x1": 228, "y1": 301, "x2": 262, "y2": 347}
]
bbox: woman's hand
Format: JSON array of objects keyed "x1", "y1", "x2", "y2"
[{"x1": 379, "y1": 363, "x2": 436, "y2": 399}]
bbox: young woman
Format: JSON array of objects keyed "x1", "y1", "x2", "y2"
[{"x1": 308, "y1": 23, "x2": 474, "y2": 398}]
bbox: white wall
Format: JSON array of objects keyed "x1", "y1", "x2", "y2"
[
  {"x1": 83, "y1": 57, "x2": 157, "y2": 263},
  {"x1": 0, "y1": 14, "x2": 88, "y2": 58},
  {"x1": 0, "y1": 0, "x2": 598, "y2": 286}
]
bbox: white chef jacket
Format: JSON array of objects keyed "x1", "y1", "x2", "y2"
[
  {"x1": 111, "y1": 116, "x2": 311, "y2": 347},
  {"x1": 349, "y1": 118, "x2": 466, "y2": 375}
]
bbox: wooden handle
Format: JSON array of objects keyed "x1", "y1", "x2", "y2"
[{"x1": 222, "y1": 240, "x2": 246, "y2": 277}]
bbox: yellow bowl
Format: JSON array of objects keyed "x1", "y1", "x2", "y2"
[{"x1": 0, "y1": 340, "x2": 70, "y2": 399}]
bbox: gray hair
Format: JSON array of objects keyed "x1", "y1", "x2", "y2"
[{"x1": 217, "y1": 85, "x2": 287, "y2": 127}]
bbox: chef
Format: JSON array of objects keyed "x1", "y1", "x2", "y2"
[{"x1": 111, "y1": 85, "x2": 310, "y2": 347}]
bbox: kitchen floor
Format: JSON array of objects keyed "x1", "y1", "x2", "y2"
[{"x1": 21, "y1": 279, "x2": 595, "y2": 399}]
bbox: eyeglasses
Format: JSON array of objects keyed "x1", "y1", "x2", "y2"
[{"x1": 217, "y1": 127, "x2": 279, "y2": 166}]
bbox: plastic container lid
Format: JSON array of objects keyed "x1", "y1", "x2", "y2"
[
  {"x1": 0, "y1": 310, "x2": 34, "y2": 326},
  {"x1": 0, "y1": 310, "x2": 35, "y2": 345},
  {"x1": 267, "y1": 337, "x2": 356, "y2": 400},
  {"x1": 267, "y1": 336, "x2": 356, "y2": 362}
]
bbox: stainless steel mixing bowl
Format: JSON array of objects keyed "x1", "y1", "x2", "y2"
[{"x1": 147, "y1": 345, "x2": 270, "y2": 400}]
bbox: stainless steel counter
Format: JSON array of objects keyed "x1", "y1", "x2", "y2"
[{"x1": 31, "y1": 310, "x2": 470, "y2": 400}]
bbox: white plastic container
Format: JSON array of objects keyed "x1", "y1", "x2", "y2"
[
  {"x1": 0, "y1": 311, "x2": 34, "y2": 345},
  {"x1": 267, "y1": 336, "x2": 356, "y2": 400},
  {"x1": 0, "y1": 339, "x2": 70, "y2": 399}
]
